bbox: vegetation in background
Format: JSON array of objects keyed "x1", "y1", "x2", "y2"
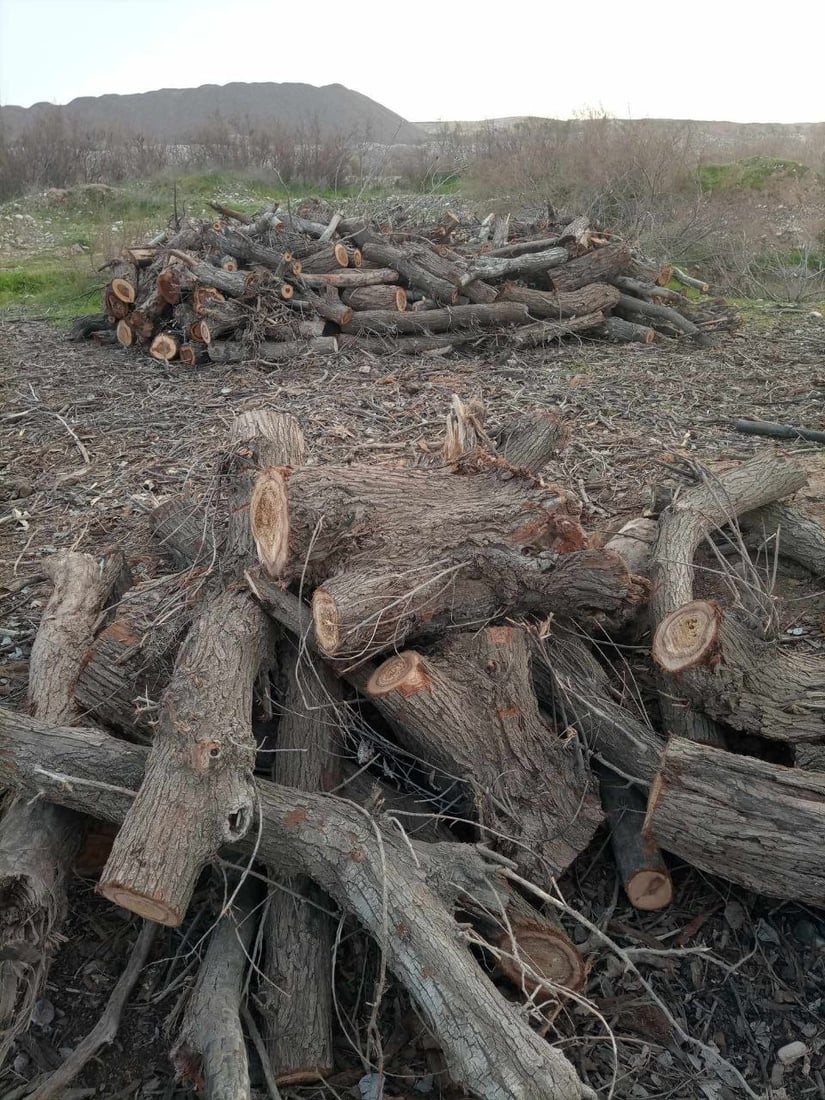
[{"x1": 1, "y1": 111, "x2": 824, "y2": 317}]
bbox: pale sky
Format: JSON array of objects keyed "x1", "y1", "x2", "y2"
[{"x1": 1, "y1": 0, "x2": 823, "y2": 124}]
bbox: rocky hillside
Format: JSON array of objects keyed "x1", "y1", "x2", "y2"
[{"x1": 1, "y1": 81, "x2": 425, "y2": 145}]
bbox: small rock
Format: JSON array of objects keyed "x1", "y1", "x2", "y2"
[
  {"x1": 777, "y1": 1040, "x2": 807, "y2": 1066},
  {"x1": 30, "y1": 997, "x2": 55, "y2": 1027}
]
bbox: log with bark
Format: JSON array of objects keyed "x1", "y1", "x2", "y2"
[
  {"x1": 172, "y1": 877, "x2": 260, "y2": 1099},
  {"x1": 74, "y1": 203, "x2": 736, "y2": 365},
  {"x1": 250, "y1": 457, "x2": 585, "y2": 584},
  {"x1": 648, "y1": 455, "x2": 824, "y2": 743},
  {"x1": 0, "y1": 710, "x2": 595, "y2": 1100},
  {"x1": 362, "y1": 626, "x2": 603, "y2": 878},
  {"x1": 644, "y1": 736, "x2": 825, "y2": 906},
  {"x1": 341, "y1": 284, "x2": 407, "y2": 311},
  {"x1": 0, "y1": 550, "x2": 126, "y2": 1061}
]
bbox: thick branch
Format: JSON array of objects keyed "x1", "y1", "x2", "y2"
[{"x1": 0, "y1": 712, "x2": 592, "y2": 1100}]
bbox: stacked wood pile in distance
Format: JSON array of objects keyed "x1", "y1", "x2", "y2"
[{"x1": 69, "y1": 200, "x2": 736, "y2": 362}]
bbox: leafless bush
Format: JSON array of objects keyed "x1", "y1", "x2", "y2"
[{"x1": 0, "y1": 110, "x2": 373, "y2": 200}]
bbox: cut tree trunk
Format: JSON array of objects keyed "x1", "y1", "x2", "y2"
[
  {"x1": 299, "y1": 243, "x2": 350, "y2": 273},
  {"x1": 341, "y1": 301, "x2": 529, "y2": 335},
  {"x1": 208, "y1": 338, "x2": 338, "y2": 364},
  {"x1": 150, "y1": 494, "x2": 220, "y2": 571},
  {"x1": 508, "y1": 311, "x2": 605, "y2": 347},
  {"x1": 204, "y1": 227, "x2": 291, "y2": 273},
  {"x1": 97, "y1": 408, "x2": 291, "y2": 923},
  {"x1": 341, "y1": 285, "x2": 407, "y2": 311},
  {"x1": 97, "y1": 589, "x2": 275, "y2": 924},
  {"x1": 299, "y1": 284, "x2": 352, "y2": 325},
  {"x1": 249, "y1": 459, "x2": 584, "y2": 584},
  {"x1": 649, "y1": 455, "x2": 809, "y2": 743},
  {"x1": 226, "y1": 409, "x2": 306, "y2": 564},
  {"x1": 337, "y1": 333, "x2": 472, "y2": 355},
  {"x1": 497, "y1": 281, "x2": 621, "y2": 319},
  {"x1": 497, "y1": 409, "x2": 569, "y2": 471},
  {"x1": 0, "y1": 550, "x2": 125, "y2": 1062},
  {"x1": 407, "y1": 245, "x2": 498, "y2": 304},
  {"x1": 73, "y1": 574, "x2": 194, "y2": 741},
  {"x1": 298, "y1": 268, "x2": 400, "y2": 289},
  {"x1": 263, "y1": 642, "x2": 342, "y2": 1084},
  {"x1": 549, "y1": 243, "x2": 632, "y2": 292},
  {"x1": 311, "y1": 548, "x2": 646, "y2": 663},
  {"x1": 150, "y1": 333, "x2": 179, "y2": 361},
  {"x1": 363, "y1": 626, "x2": 603, "y2": 878},
  {"x1": 106, "y1": 260, "x2": 138, "y2": 304},
  {"x1": 0, "y1": 711, "x2": 594, "y2": 1100},
  {"x1": 481, "y1": 890, "x2": 587, "y2": 1001},
  {"x1": 598, "y1": 316, "x2": 656, "y2": 343},
  {"x1": 172, "y1": 877, "x2": 260, "y2": 1100},
  {"x1": 614, "y1": 294, "x2": 707, "y2": 343},
  {"x1": 462, "y1": 247, "x2": 569, "y2": 285},
  {"x1": 361, "y1": 240, "x2": 459, "y2": 303},
  {"x1": 644, "y1": 736, "x2": 825, "y2": 906},
  {"x1": 652, "y1": 599, "x2": 825, "y2": 742},
  {"x1": 171, "y1": 257, "x2": 255, "y2": 298},
  {"x1": 486, "y1": 236, "x2": 562, "y2": 258},
  {"x1": 671, "y1": 267, "x2": 710, "y2": 293},
  {"x1": 612, "y1": 276, "x2": 684, "y2": 304},
  {"x1": 597, "y1": 766, "x2": 672, "y2": 910}
]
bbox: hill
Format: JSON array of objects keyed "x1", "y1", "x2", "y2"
[{"x1": 0, "y1": 81, "x2": 424, "y2": 145}]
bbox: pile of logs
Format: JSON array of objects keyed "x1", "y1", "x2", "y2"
[
  {"x1": 69, "y1": 202, "x2": 734, "y2": 363},
  {"x1": 1, "y1": 399, "x2": 823, "y2": 1100}
]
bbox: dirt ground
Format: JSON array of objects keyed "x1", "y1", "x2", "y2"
[{"x1": 1, "y1": 316, "x2": 824, "y2": 1099}]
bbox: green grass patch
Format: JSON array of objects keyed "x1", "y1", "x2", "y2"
[
  {"x1": 698, "y1": 156, "x2": 810, "y2": 192},
  {"x1": 0, "y1": 259, "x2": 101, "y2": 323}
]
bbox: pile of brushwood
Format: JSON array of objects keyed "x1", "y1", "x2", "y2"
[
  {"x1": 0, "y1": 397, "x2": 823, "y2": 1100},
  {"x1": 69, "y1": 201, "x2": 737, "y2": 364}
]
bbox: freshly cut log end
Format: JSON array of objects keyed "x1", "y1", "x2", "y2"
[
  {"x1": 115, "y1": 319, "x2": 134, "y2": 347},
  {"x1": 221, "y1": 255, "x2": 239, "y2": 272},
  {"x1": 494, "y1": 920, "x2": 587, "y2": 996},
  {"x1": 366, "y1": 651, "x2": 430, "y2": 697},
  {"x1": 249, "y1": 468, "x2": 289, "y2": 577},
  {"x1": 193, "y1": 286, "x2": 225, "y2": 314},
  {"x1": 279, "y1": 282, "x2": 294, "y2": 300},
  {"x1": 334, "y1": 242, "x2": 349, "y2": 267},
  {"x1": 150, "y1": 333, "x2": 179, "y2": 361},
  {"x1": 189, "y1": 320, "x2": 211, "y2": 344},
  {"x1": 291, "y1": 260, "x2": 303, "y2": 276},
  {"x1": 110, "y1": 277, "x2": 136, "y2": 304},
  {"x1": 312, "y1": 587, "x2": 340, "y2": 655},
  {"x1": 157, "y1": 269, "x2": 182, "y2": 305},
  {"x1": 626, "y1": 868, "x2": 674, "y2": 911},
  {"x1": 653, "y1": 599, "x2": 720, "y2": 673},
  {"x1": 98, "y1": 882, "x2": 182, "y2": 926}
]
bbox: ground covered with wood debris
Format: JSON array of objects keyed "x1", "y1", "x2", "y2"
[{"x1": 1, "y1": 315, "x2": 824, "y2": 1100}]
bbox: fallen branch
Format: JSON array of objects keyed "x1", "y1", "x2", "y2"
[{"x1": 0, "y1": 710, "x2": 594, "y2": 1100}]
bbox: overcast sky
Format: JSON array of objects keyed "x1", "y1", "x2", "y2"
[{"x1": 1, "y1": 0, "x2": 823, "y2": 124}]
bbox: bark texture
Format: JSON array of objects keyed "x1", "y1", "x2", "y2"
[
  {"x1": 365, "y1": 627, "x2": 603, "y2": 878},
  {"x1": 0, "y1": 711, "x2": 593, "y2": 1100},
  {"x1": 644, "y1": 737, "x2": 825, "y2": 906},
  {"x1": 0, "y1": 551, "x2": 124, "y2": 1061}
]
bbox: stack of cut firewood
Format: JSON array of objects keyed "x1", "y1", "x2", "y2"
[
  {"x1": 0, "y1": 401, "x2": 822, "y2": 1100},
  {"x1": 69, "y1": 202, "x2": 736, "y2": 362}
]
